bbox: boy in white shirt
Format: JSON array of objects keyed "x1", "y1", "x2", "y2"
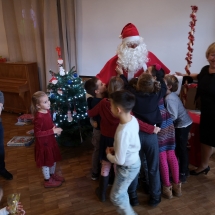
[{"x1": 106, "y1": 90, "x2": 140, "y2": 215}]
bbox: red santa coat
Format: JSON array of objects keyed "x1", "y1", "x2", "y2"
[{"x1": 96, "y1": 51, "x2": 170, "y2": 84}]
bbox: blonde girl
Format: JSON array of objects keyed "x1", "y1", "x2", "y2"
[{"x1": 31, "y1": 91, "x2": 64, "y2": 188}]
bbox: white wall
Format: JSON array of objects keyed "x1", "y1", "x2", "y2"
[
  {"x1": 1, "y1": 0, "x2": 215, "y2": 76},
  {"x1": 0, "y1": 0, "x2": 9, "y2": 58},
  {"x1": 75, "y1": 0, "x2": 215, "y2": 76}
]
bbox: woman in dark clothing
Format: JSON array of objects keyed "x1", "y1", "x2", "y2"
[{"x1": 176, "y1": 42, "x2": 215, "y2": 175}]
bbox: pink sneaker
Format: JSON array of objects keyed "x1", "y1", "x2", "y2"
[
  {"x1": 51, "y1": 173, "x2": 65, "y2": 182},
  {"x1": 44, "y1": 177, "x2": 62, "y2": 188}
]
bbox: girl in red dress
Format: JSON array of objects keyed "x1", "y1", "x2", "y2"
[{"x1": 31, "y1": 91, "x2": 64, "y2": 188}]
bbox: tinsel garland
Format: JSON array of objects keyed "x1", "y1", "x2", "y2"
[
  {"x1": 181, "y1": 6, "x2": 198, "y2": 107},
  {"x1": 185, "y1": 5, "x2": 198, "y2": 75}
]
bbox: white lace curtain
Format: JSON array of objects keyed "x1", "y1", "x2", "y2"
[{"x1": 1, "y1": 0, "x2": 76, "y2": 90}]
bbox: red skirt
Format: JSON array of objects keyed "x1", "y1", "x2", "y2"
[{"x1": 35, "y1": 135, "x2": 62, "y2": 168}]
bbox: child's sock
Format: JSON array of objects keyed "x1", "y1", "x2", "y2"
[
  {"x1": 49, "y1": 162, "x2": 56, "y2": 175},
  {"x1": 42, "y1": 166, "x2": 50, "y2": 180}
]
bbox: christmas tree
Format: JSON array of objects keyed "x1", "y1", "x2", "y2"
[{"x1": 47, "y1": 47, "x2": 90, "y2": 146}]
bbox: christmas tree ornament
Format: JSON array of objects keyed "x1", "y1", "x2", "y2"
[
  {"x1": 47, "y1": 90, "x2": 55, "y2": 99},
  {"x1": 57, "y1": 88, "x2": 63, "y2": 95},
  {"x1": 49, "y1": 76, "x2": 58, "y2": 84},
  {"x1": 53, "y1": 111, "x2": 57, "y2": 121},
  {"x1": 56, "y1": 49, "x2": 65, "y2": 76},
  {"x1": 59, "y1": 66, "x2": 65, "y2": 76},
  {"x1": 56, "y1": 47, "x2": 61, "y2": 57},
  {"x1": 57, "y1": 58, "x2": 63, "y2": 65},
  {"x1": 50, "y1": 93, "x2": 55, "y2": 99},
  {"x1": 67, "y1": 110, "x2": 73, "y2": 122},
  {"x1": 185, "y1": 5, "x2": 198, "y2": 75},
  {"x1": 73, "y1": 109, "x2": 77, "y2": 115},
  {"x1": 47, "y1": 90, "x2": 54, "y2": 98},
  {"x1": 73, "y1": 73, "x2": 78, "y2": 78},
  {"x1": 67, "y1": 80, "x2": 72, "y2": 84}
]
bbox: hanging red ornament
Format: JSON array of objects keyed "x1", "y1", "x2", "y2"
[
  {"x1": 49, "y1": 76, "x2": 58, "y2": 84},
  {"x1": 56, "y1": 47, "x2": 61, "y2": 57}
]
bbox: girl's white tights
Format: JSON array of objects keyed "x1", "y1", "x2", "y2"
[
  {"x1": 42, "y1": 166, "x2": 50, "y2": 180},
  {"x1": 49, "y1": 162, "x2": 56, "y2": 174},
  {"x1": 42, "y1": 162, "x2": 56, "y2": 180}
]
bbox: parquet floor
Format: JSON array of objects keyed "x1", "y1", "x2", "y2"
[{"x1": 1, "y1": 112, "x2": 215, "y2": 215}]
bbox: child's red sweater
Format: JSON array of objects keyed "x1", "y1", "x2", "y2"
[
  {"x1": 87, "y1": 98, "x2": 155, "y2": 137},
  {"x1": 87, "y1": 98, "x2": 119, "y2": 138}
]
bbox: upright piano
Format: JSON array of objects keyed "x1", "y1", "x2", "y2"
[{"x1": 0, "y1": 62, "x2": 40, "y2": 113}]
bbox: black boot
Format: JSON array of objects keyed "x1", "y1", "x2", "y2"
[
  {"x1": 0, "y1": 169, "x2": 13, "y2": 180},
  {"x1": 95, "y1": 175, "x2": 109, "y2": 202},
  {"x1": 148, "y1": 195, "x2": 161, "y2": 207},
  {"x1": 108, "y1": 165, "x2": 115, "y2": 186},
  {"x1": 142, "y1": 180, "x2": 150, "y2": 194},
  {"x1": 128, "y1": 192, "x2": 139, "y2": 206}
]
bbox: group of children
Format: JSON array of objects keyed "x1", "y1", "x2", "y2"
[
  {"x1": 0, "y1": 65, "x2": 192, "y2": 213},
  {"x1": 4, "y1": 66, "x2": 190, "y2": 214},
  {"x1": 84, "y1": 64, "x2": 192, "y2": 213}
]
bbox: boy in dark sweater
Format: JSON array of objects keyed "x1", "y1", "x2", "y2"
[{"x1": 84, "y1": 78, "x2": 106, "y2": 180}]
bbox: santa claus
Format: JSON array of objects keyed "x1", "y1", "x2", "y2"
[{"x1": 96, "y1": 23, "x2": 170, "y2": 84}]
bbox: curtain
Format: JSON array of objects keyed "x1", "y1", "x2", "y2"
[{"x1": 1, "y1": 0, "x2": 76, "y2": 91}]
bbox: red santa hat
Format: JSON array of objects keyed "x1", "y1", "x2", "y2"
[{"x1": 119, "y1": 23, "x2": 140, "y2": 43}]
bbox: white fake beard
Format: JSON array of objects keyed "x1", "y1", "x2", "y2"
[{"x1": 116, "y1": 39, "x2": 148, "y2": 76}]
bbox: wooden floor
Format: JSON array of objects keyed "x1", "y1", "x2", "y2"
[{"x1": 1, "y1": 112, "x2": 215, "y2": 215}]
